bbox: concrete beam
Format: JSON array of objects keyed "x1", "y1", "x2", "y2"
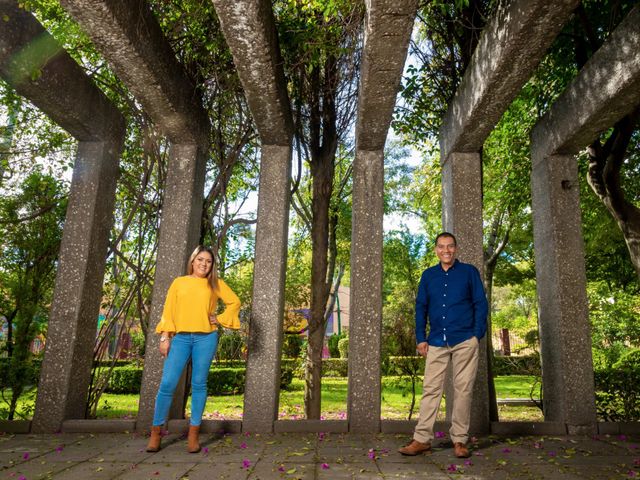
[
  {"x1": 531, "y1": 6, "x2": 640, "y2": 162},
  {"x1": 0, "y1": 1, "x2": 124, "y2": 140},
  {"x1": 349, "y1": 0, "x2": 418, "y2": 433},
  {"x1": 210, "y1": 0, "x2": 293, "y2": 145},
  {"x1": 355, "y1": 0, "x2": 418, "y2": 151},
  {"x1": 58, "y1": 0, "x2": 209, "y2": 145},
  {"x1": 440, "y1": 0, "x2": 580, "y2": 158}
]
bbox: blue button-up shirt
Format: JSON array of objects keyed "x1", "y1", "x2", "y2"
[{"x1": 415, "y1": 259, "x2": 488, "y2": 347}]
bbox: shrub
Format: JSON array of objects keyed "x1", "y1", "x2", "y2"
[
  {"x1": 328, "y1": 333, "x2": 345, "y2": 358},
  {"x1": 103, "y1": 363, "x2": 293, "y2": 396},
  {"x1": 322, "y1": 358, "x2": 348, "y2": 377},
  {"x1": 492, "y1": 354, "x2": 541, "y2": 376},
  {"x1": 282, "y1": 334, "x2": 304, "y2": 358},
  {"x1": 208, "y1": 368, "x2": 246, "y2": 395},
  {"x1": 217, "y1": 332, "x2": 244, "y2": 360},
  {"x1": 593, "y1": 349, "x2": 640, "y2": 422},
  {"x1": 385, "y1": 356, "x2": 423, "y2": 377},
  {"x1": 106, "y1": 366, "x2": 144, "y2": 394},
  {"x1": 337, "y1": 337, "x2": 349, "y2": 358}
]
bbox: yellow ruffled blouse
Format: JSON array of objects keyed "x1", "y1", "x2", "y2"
[{"x1": 155, "y1": 276, "x2": 241, "y2": 333}]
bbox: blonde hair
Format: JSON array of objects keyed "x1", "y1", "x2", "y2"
[{"x1": 186, "y1": 245, "x2": 218, "y2": 292}]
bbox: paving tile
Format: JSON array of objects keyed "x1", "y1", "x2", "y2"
[
  {"x1": 0, "y1": 431, "x2": 637, "y2": 479},
  {"x1": 113, "y1": 461, "x2": 196, "y2": 480},
  {"x1": 51, "y1": 461, "x2": 132, "y2": 479}
]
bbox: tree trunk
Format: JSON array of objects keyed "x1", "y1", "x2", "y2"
[
  {"x1": 483, "y1": 211, "x2": 510, "y2": 422},
  {"x1": 587, "y1": 108, "x2": 640, "y2": 279}
]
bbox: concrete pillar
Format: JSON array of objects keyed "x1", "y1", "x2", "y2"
[
  {"x1": 348, "y1": 149, "x2": 384, "y2": 433},
  {"x1": 137, "y1": 143, "x2": 208, "y2": 431},
  {"x1": 32, "y1": 139, "x2": 123, "y2": 432},
  {"x1": 441, "y1": 151, "x2": 490, "y2": 435},
  {"x1": 531, "y1": 154, "x2": 596, "y2": 434},
  {"x1": 242, "y1": 144, "x2": 292, "y2": 433}
]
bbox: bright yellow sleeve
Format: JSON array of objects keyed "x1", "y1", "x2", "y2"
[
  {"x1": 215, "y1": 278, "x2": 241, "y2": 330},
  {"x1": 155, "y1": 279, "x2": 178, "y2": 333}
]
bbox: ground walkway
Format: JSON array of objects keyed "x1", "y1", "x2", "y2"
[{"x1": 1, "y1": 431, "x2": 638, "y2": 479}]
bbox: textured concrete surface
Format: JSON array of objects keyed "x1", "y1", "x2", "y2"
[
  {"x1": 0, "y1": 3, "x2": 125, "y2": 434},
  {"x1": 440, "y1": 0, "x2": 580, "y2": 157},
  {"x1": 212, "y1": 0, "x2": 294, "y2": 433},
  {"x1": 242, "y1": 145, "x2": 292, "y2": 433},
  {"x1": 347, "y1": 0, "x2": 417, "y2": 433},
  {"x1": 211, "y1": 0, "x2": 293, "y2": 145},
  {"x1": 531, "y1": 6, "x2": 640, "y2": 161},
  {"x1": 2, "y1": 432, "x2": 639, "y2": 479},
  {"x1": 528, "y1": 6, "x2": 640, "y2": 434},
  {"x1": 355, "y1": 0, "x2": 418, "y2": 151},
  {"x1": 0, "y1": 1, "x2": 124, "y2": 141},
  {"x1": 31, "y1": 139, "x2": 124, "y2": 433},
  {"x1": 441, "y1": 152, "x2": 490, "y2": 436},
  {"x1": 137, "y1": 143, "x2": 209, "y2": 431},
  {"x1": 348, "y1": 149, "x2": 384, "y2": 433},
  {"x1": 59, "y1": 0, "x2": 209, "y2": 145},
  {"x1": 531, "y1": 155, "x2": 596, "y2": 431}
]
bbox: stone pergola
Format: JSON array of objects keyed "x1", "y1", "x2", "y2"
[{"x1": 1, "y1": 0, "x2": 639, "y2": 436}]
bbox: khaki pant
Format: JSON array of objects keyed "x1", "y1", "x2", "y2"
[{"x1": 413, "y1": 336, "x2": 479, "y2": 445}]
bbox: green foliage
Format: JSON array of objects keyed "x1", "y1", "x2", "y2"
[
  {"x1": 282, "y1": 334, "x2": 304, "y2": 359},
  {"x1": 588, "y1": 282, "x2": 640, "y2": 353},
  {"x1": 0, "y1": 170, "x2": 66, "y2": 419},
  {"x1": 327, "y1": 333, "x2": 345, "y2": 358},
  {"x1": 322, "y1": 358, "x2": 348, "y2": 377},
  {"x1": 491, "y1": 354, "x2": 541, "y2": 377},
  {"x1": 105, "y1": 366, "x2": 144, "y2": 394},
  {"x1": 337, "y1": 337, "x2": 349, "y2": 359},
  {"x1": 103, "y1": 364, "x2": 293, "y2": 395},
  {"x1": 594, "y1": 349, "x2": 640, "y2": 421},
  {"x1": 216, "y1": 332, "x2": 245, "y2": 361}
]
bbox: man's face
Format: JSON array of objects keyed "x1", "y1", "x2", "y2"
[{"x1": 435, "y1": 236, "x2": 457, "y2": 267}]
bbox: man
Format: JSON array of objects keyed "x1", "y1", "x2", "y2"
[{"x1": 398, "y1": 232, "x2": 487, "y2": 458}]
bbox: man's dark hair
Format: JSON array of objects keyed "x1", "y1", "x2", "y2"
[{"x1": 434, "y1": 232, "x2": 457, "y2": 246}]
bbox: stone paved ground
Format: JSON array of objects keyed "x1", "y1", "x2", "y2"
[{"x1": 1, "y1": 431, "x2": 639, "y2": 479}]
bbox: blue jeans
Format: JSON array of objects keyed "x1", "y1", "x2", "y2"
[{"x1": 152, "y1": 331, "x2": 219, "y2": 426}]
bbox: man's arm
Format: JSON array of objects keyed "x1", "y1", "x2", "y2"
[
  {"x1": 415, "y1": 271, "x2": 429, "y2": 345},
  {"x1": 470, "y1": 267, "x2": 488, "y2": 339}
]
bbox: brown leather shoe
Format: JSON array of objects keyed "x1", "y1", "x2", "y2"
[
  {"x1": 398, "y1": 439, "x2": 432, "y2": 456},
  {"x1": 453, "y1": 442, "x2": 470, "y2": 458}
]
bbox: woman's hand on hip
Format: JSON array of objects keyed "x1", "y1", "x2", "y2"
[{"x1": 209, "y1": 314, "x2": 219, "y2": 326}]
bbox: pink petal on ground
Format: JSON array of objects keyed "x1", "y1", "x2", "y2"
[
  {"x1": 278, "y1": 465, "x2": 285, "y2": 472},
  {"x1": 240, "y1": 442, "x2": 248, "y2": 449},
  {"x1": 435, "y1": 431, "x2": 445, "y2": 438},
  {"x1": 464, "y1": 459, "x2": 473, "y2": 466},
  {"x1": 502, "y1": 448, "x2": 511, "y2": 453},
  {"x1": 367, "y1": 449, "x2": 376, "y2": 460},
  {"x1": 242, "y1": 459, "x2": 251, "y2": 469},
  {"x1": 22, "y1": 453, "x2": 29, "y2": 460},
  {"x1": 447, "y1": 464, "x2": 457, "y2": 472},
  {"x1": 321, "y1": 463, "x2": 330, "y2": 470}
]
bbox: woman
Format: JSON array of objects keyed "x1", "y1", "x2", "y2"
[{"x1": 146, "y1": 245, "x2": 241, "y2": 453}]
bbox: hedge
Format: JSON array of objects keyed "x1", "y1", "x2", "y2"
[
  {"x1": 594, "y1": 349, "x2": 640, "y2": 421},
  {"x1": 104, "y1": 364, "x2": 294, "y2": 395},
  {"x1": 491, "y1": 354, "x2": 541, "y2": 376}
]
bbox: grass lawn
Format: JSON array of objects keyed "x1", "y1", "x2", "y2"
[{"x1": 4, "y1": 375, "x2": 543, "y2": 422}]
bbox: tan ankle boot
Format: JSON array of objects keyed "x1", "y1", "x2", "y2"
[
  {"x1": 146, "y1": 426, "x2": 162, "y2": 452},
  {"x1": 187, "y1": 425, "x2": 201, "y2": 453}
]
